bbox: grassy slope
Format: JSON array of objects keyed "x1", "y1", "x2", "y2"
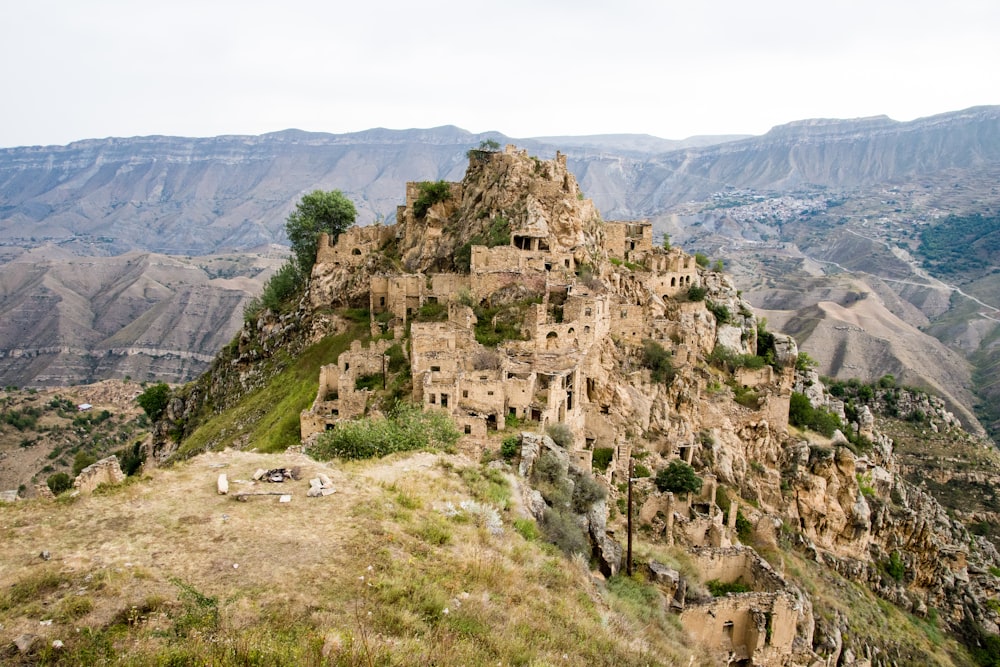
[
  {"x1": 175, "y1": 323, "x2": 366, "y2": 459},
  {"x1": 0, "y1": 449, "x2": 699, "y2": 666}
]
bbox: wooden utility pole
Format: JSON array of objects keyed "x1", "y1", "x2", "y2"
[{"x1": 626, "y1": 458, "x2": 634, "y2": 576}]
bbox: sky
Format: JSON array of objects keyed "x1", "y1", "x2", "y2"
[{"x1": 1, "y1": 0, "x2": 998, "y2": 148}]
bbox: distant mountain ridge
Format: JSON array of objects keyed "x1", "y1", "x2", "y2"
[
  {"x1": 1, "y1": 107, "x2": 997, "y2": 257},
  {"x1": 0, "y1": 106, "x2": 998, "y2": 398}
]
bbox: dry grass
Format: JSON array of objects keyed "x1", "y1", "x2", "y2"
[{"x1": 1, "y1": 449, "x2": 701, "y2": 665}]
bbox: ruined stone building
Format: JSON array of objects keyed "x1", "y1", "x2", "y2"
[
  {"x1": 300, "y1": 147, "x2": 742, "y2": 467},
  {"x1": 293, "y1": 144, "x2": 1000, "y2": 664}
]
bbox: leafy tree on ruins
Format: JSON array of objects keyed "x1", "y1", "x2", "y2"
[
  {"x1": 136, "y1": 382, "x2": 171, "y2": 422},
  {"x1": 285, "y1": 190, "x2": 357, "y2": 274}
]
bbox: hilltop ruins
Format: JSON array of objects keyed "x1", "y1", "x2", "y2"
[{"x1": 293, "y1": 144, "x2": 1000, "y2": 664}]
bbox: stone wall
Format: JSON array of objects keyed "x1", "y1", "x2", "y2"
[
  {"x1": 74, "y1": 456, "x2": 125, "y2": 494},
  {"x1": 315, "y1": 225, "x2": 393, "y2": 268},
  {"x1": 679, "y1": 591, "x2": 799, "y2": 664}
]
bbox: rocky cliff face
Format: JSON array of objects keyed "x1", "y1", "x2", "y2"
[{"x1": 295, "y1": 146, "x2": 1000, "y2": 662}]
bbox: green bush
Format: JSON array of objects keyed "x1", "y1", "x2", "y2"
[
  {"x1": 117, "y1": 441, "x2": 146, "y2": 476},
  {"x1": 47, "y1": 472, "x2": 73, "y2": 495},
  {"x1": 355, "y1": 373, "x2": 383, "y2": 391},
  {"x1": 500, "y1": 435, "x2": 520, "y2": 461},
  {"x1": 260, "y1": 261, "x2": 303, "y2": 312},
  {"x1": 641, "y1": 339, "x2": 675, "y2": 384},
  {"x1": 308, "y1": 403, "x2": 460, "y2": 461},
  {"x1": 385, "y1": 343, "x2": 408, "y2": 373},
  {"x1": 735, "y1": 510, "x2": 753, "y2": 542},
  {"x1": 136, "y1": 383, "x2": 170, "y2": 422},
  {"x1": 694, "y1": 252, "x2": 709, "y2": 267},
  {"x1": 883, "y1": 551, "x2": 906, "y2": 582},
  {"x1": 592, "y1": 447, "x2": 614, "y2": 472},
  {"x1": 686, "y1": 285, "x2": 707, "y2": 301},
  {"x1": 706, "y1": 300, "x2": 731, "y2": 324},
  {"x1": 789, "y1": 391, "x2": 844, "y2": 438},
  {"x1": 707, "y1": 579, "x2": 751, "y2": 596},
  {"x1": 413, "y1": 180, "x2": 453, "y2": 218},
  {"x1": 654, "y1": 460, "x2": 702, "y2": 496},
  {"x1": 513, "y1": 518, "x2": 540, "y2": 541},
  {"x1": 414, "y1": 299, "x2": 448, "y2": 321},
  {"x1": 72, "y1": 451, "x2": 97, "y2": 476}
]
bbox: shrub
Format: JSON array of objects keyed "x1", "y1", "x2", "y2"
[
  {"x1": 694, "y1": 252, "x2": 709, "y2": 267},
  {"x1": 117, "y1": 441, "x2": 146, "y2": 476},
  {"x1": 46, "y1": 472, "x2": 73, "y2": 495},
  {"x1": 532, "y1": 452, "x2": 572, "y2": 508},
  {"x1": 414, "y1": 299, "x2": 448, "y2": 321},
  {"x1": 654, "y1": 460, "x2": 702, "y2": 496},
  {"x1": 136, "y1": 382, "x2": 170, "y2": 422},
  {"x1": 706, "y1": 300, "x2": 731, "y2": 324},
  {"x1": 735, "y1": 510, "x2": 753, "y2": 542},
  {"x1": 500, "y1": 435, "x2": 519, "y2": 461},
  {"x1": 687, "y1": 285, "x2": 707, "y2": 301},
  {"x1": 355, "y1": 373, "x2": 383, "y2": 391},
  {"x1": 413, "y1": 180, "x2": 452, "y2": 218},
  {"x1": 641, "y1": 339, "x2": 675, "y2": 384},
  {"x1": 569, "y1": 468, "x2": 606, "y2": 513},
  {"x1": 592, "y1": 447, "x2": 614, "y2": 473},
  {"x1": 796, "y1": 352, "x2": 818, "y2": 371},
  {"x1": 633, "y1": 463, "x2": 651, "y2": 478},
  {"x1": 541, "y1": 506, "x2": 589, "y2": 556},
  {"x1": 513, "y1": 518, "x2": 540, "y2": 541},
  {"x1": 308, "y1": 403, "x2": 460, "y2": 461},
  {"x1": 707, "y1": 579, "x2": 751, "y2": 596},
  {"x1": 260, "y1": 261, "x2": 303, "y2": 312},
  {"x1": 883, "y1": 551, "x2": 906, "y2": 582},
  {"x1": 546, "y1": 422, "x2": 574, "y2": 448},
  {"x1": 72, "y1": 451, "x2": 97, "y2": 476},
  {"x1": 789, "y1": 391, "x2": 844, "y2": 437},
  {"x1": 385, "y1": 343, "x2": 408, "y2": 373}
]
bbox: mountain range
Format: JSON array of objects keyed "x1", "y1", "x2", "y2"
[{"x1": 0, "y1": 106, "x2": 998, "y2": 439}]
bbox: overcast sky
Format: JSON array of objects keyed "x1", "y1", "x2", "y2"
[{"x1": 1, "y1": 0, "x2": 997, "y2": 148}]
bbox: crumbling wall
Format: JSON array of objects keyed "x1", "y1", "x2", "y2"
[
  {"x1": 315, "y1": 225, "x2": 392, "y2": 268},
  {"x1": 680, "y1": 591, "x2": 798, "y2": 664},
  {"x1": 74, "y1": 456, "x2": 125, "y2": 494}
]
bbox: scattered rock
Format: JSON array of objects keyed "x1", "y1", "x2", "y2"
[
  {"x1": 647, "y1": 561, "x2": 680, "y2": 587},
  {"x1": 217, "y1": 474, "x2": 229, "y2": 495},
  {"x1": 13, "y1": 633, "x2": 37, "y2": 653},
  {"x1": 40, "y1": 551, "x2": 50, "y2": 561},
  {"x1": 279, "y1": 495, "x2": 292, "y2": 503},
  {"x1": 307, "y1": 474, "x2": 336, "y2": 498}
]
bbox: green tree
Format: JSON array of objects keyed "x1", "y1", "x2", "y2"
[
  {"x1": 662, "y1": 232, "x2": 671, "y2": 250},
  {"x1": 285, "y1": 190, "x2": 357, "y2": 274},
  {"x1": 136, "y1": 382, "x2": 171, "y2": 422},
  {"x1": 47, "y1": 472, "x2": 73, "y2": 495},
  {"x1": 654, "y1": 460, "x2": 703, "y2": 496},
  {"x1": 694, "y1": 252, "x2": 709, "y2": 267}
]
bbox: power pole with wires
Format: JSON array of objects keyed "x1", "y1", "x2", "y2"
[{"x1": 626, "y1": 458, "x2": 634, "y2": 576}]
